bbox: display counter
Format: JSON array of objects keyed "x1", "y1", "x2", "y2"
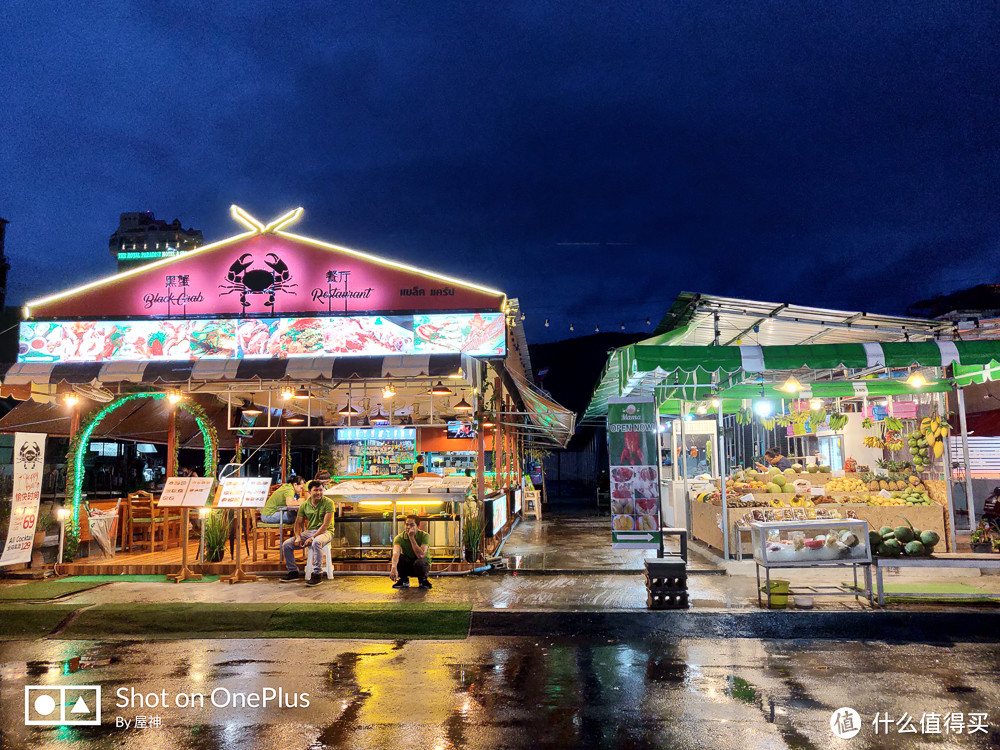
[{"x1": 692, "y1": 501, "x2": 947, "y2": 557}]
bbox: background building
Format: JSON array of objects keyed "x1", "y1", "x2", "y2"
[{"x1": 109, "y1": 211, "x2": 203, "y2": 271}]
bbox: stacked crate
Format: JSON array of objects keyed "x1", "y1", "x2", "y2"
[{"x1": 645, "y1": 556, "x2": 688, "y2": 609}]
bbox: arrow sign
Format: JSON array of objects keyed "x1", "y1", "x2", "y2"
[
  {"x1": 616, "y1": 533, "x2": 654, "y2": 542},
  {"x1": 612, "y1": 530, "x2": 661, "y2": 549}
]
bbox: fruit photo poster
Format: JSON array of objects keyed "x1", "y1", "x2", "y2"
[{"x1": 608, "y1": 397, "x2": 661, "y2": 547}]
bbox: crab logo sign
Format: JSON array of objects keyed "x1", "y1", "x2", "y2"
[
  {"x1": 18, "y1": 440, "x2": 42, "y2": 470},
  {"x1": 218, "y1": 252, "x2": 298, "y2": 309}
]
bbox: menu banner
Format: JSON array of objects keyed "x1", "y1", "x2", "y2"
[
  {"x1": 19, "y1": 312, "x2": 505, "y2": 363},
  {"x1": 607, "y1": 397, "x2": 661, "y2": 550},
  {"x1": 0, "y1": 433, "x2": 47, "y2": 567}
]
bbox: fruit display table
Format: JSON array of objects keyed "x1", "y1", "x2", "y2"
[{"x1": 874, "y1": 554, "x2": 1000, "y2": 606}]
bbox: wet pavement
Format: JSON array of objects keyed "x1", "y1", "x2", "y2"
[
  {"x1": 501, "y1": 513, "x2": 720, "y2": 573},
  {"x1": 1, "y1": 636, "x2": 998, "y2": 749}
]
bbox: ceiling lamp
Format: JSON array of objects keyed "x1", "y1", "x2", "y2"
[
  {"x1": 62, "y1": 392, "x2": 80, "y2": 407},
  {"x1": 482, "y1": 420, "x2": 495, "y2": 428},
  {"x1": 242, "y1": 398, "x2": 263, "y2": 416},
  {"x1": 286, "y1": 415, "x2": 305, "y2": 424},
  {"x1": 454, "y1": 397, "x2": 473, "y2": 411},
  {"x1": 339, "y1": 404, "x2": 359, "y2": 416},
  {"x1": 778, "y1": 376, "x2": 804, "y2": 393},
  {"x1": 906, "y1": 372, "x2": 929, "y2": 388},
  {"x1": 695, "y1": 403, "x2": 707, "y2": 415},
  {"x1": 167, "y1": 389, "x2": 184, "y2": 404},
  {"x1": 808, "y1": 398, "x2": 823, "y2": 410},
  {"x1": 279, "y1": 386, "x2": 295, "y2": 401},
  {"x1": 447, "y1": 369, "x2": 465, "y2": 380},
  {"x1": 381, "y1": 384, "x2": 396, "y2": 399},
  {"x1": 428, "y1": 381, "x2": 453, "y2": 396},
  {"x1": 292, "y1": 388, "x2": 310, "y2": 400}
]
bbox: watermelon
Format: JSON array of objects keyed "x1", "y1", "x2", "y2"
[
  {"x1": 904, "y1": 540, "x2": 926, "y2": 556},
  {"x1": 920, "y1": 530, "x2": 940, "y2": 548}
]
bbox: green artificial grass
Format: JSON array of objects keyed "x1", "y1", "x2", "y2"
[
  {"x1": 0, "y1": 580, "x2": 108, "y2": 601},
  {"x1": 0, "y1": 605, "x2": 79, "y2": 638},
  {"x1": 56, "y1": 602, "x2": 472, "y2": 640},
  {"x1": 61, "y1": 574, "x2": 221, "y2": 583},
  {"x1": 882, "y1": 582, "x2": 999, "y2": 604},
  {"x1": 267, "y1": 602, "x2": 472, "y2": 640}
]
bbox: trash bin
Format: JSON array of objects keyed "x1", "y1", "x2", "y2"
[{"x1": 761, "y1": 579, "x2": 790, "y2": 609}]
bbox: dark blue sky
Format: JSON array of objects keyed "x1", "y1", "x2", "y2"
[{"x1": 2, "y1": 1, "x2": 999, "y2": 342}]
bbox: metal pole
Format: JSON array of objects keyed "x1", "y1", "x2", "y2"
[
  {"x1": 937, "y1": 382, "x2": 958, "y2": 552},
  {"x1": 956, "y1": 386, "x2": 977, "y2": 530},
  {"x1": 679, "y1": 403, "x2": 690, "y2": 535},
  {"x1": 719, "y1": 402, "x2": 729, "y2": 558}
]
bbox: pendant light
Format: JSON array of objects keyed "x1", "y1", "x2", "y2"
[
  {"x1": 242, "y1": 398, "x2": 263, "y2": 416},
  {"x1": 453, "y1": 396, "x2": 473, "y2": 411},
  {"x1": 778, "y1": 375, "x2": 804, "y2": 393},
  {"x1": 428, "y1": 381, "x2": 453, "y2": 396}
]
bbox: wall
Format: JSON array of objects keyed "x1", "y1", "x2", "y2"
[{"x1": 418, "y1": 429, "x2": 494, "y2": 453}]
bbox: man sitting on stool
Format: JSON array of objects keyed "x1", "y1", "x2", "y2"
[
  {"x1": 280, "y1": 480, "x2": 333, "y2": 586},
  {"x1": 390, "y1": 514, "x2": 432, "y2": 589}
]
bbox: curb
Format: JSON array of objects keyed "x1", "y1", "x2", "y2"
[{"x1": 469, "y1": 609, "x2": 1000, "y2": 642}]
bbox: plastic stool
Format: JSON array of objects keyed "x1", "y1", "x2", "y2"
[{"x1": 305, "y1": 543, "x2": 333, "y2": 581}]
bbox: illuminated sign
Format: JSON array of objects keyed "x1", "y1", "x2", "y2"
[
  {"x1": 27, "y1": 206, "x2": 506, "y2": 319},
  {"x1": 18, "y1": 313, "x2": 505, "y2": 363},
  {"x1": 336, "y1": 427, "x2": 417, "y2": 441}
]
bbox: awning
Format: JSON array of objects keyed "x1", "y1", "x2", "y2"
[
  {"x1": 584, "y1": 340, "x2": 1000, "y2": 421},
  {"x1": 0, "y1": 354, "x2": 463, "y2": 386},
  {"x1": 502, "y1": 367, "x2": 576, "y2": 448}
]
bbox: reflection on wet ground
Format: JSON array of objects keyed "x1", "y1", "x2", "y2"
[{"x1": 1, "y1": 636, "x2": 997, "y2": 749}]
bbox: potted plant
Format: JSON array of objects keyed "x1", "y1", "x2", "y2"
[
  {"x1": 462, "y1": 500, "x2": 484, "y2": 563},
  {"x1": 202, "y1": 511, "x2": 231, "y2": 563},
  {"x1": 33, "y1": 514, "x2": 55, "y2": 547},
  {"x1": 971, "y1": 522, "x2": 997, "y2": 554}
]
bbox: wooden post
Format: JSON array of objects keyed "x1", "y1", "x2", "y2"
[
  {"x1": 280, "y1": 431, "x2": 288, "y2": 482},
  {"x1": 69, "y1": 405, "x2": 80, "y2": 441},
  {"x1": 166, "y1": 404, "x2": 202, "y2": 582},
  {"x1": 221, "y1": 508, "x2": 257, "y2": 583}
]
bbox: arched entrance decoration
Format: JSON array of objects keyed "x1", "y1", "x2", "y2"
[{"x1": 64, "y1": 392, "x2": 219, "y2": 534}]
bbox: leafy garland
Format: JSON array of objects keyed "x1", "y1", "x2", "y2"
[{"x1": 62, "y1": 393, "x2": 219, "y2": 558}]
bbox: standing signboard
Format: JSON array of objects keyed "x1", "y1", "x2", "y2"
[
  {"x1": 608, "y1": 398, "x2": 661, "y2": 549},
  {"x1": 0, "y1": 433, "x2": 47, "y2": 567}
]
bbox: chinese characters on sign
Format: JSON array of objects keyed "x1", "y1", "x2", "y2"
[{"x1": 0, "y1": 433, "x2": 47, "y2": 567}]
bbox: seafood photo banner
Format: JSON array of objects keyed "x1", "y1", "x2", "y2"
[
  {"x1": 0, "y1": 433, "x2": 47, "y2": 567},
  {"x1": 18, "y1": 312, "x2": 505, "y2": 363},
  {"x1": 608, "y1": 397, "x2": 661, "y2": 550}
]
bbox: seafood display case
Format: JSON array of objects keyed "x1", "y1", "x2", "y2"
[
  {"x1": 611, "y1": 465, "x2": 660, "y2": 532},
  {"x1": 750, "y1": 519, "x2": 871, "y2": 567}
]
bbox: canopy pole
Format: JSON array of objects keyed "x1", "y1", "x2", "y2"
[
  {"x1": 679, "y1": 401, "x2": 690, "y2": 536},
  {"x1": 956, "y1": 386, "x2": 977, "y2": 530},
  {"x1": 937, "y1": 381, "x2": 958, "y2": 552},
  {"x1": 718, "y1": 402, "x2": 729, "y2": 558}
]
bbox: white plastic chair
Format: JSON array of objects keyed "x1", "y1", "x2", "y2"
[{"x1": 305, "y1": 542, "x2": 333, "y2": 581}]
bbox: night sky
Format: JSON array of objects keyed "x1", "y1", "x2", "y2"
[{"x1": 2, "y1": 2, "x2": 999, "y2": 343}]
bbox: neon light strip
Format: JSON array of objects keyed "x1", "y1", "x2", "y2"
[
  {"x1": 276, "y1": 230, "x2": 506, "y2": 299},
  {"x1": 230, "y1": 204, "x2": 265, "y2": 232},
  {"x1": 263, "y1": 207, "x2": 304, "y2": 233}
]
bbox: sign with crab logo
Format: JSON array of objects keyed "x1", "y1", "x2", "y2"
[
  {"x1": 218, "y1": 252, "x2": 298, "y2": 309},
  {"x1": 0, "y1": 433, "x2": 47, "y2": 567}
]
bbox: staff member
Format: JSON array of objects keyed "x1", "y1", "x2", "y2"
[
  {"x1": 280, "y1": 481, "x2": 334, "y2": 586},
  {"x1": 756, "y1": 448, "x2": 793, "y2": 472},
  {"x1": 261, "y1": 475, "x2": 305, "y2": 525}
]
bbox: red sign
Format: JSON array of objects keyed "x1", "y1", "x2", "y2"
[{"x1": 29, "y1": 234, "x2": 505, "y2": 319}]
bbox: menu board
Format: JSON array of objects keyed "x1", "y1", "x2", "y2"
[
  {"x1": 183, "y1": 478, "x2": 216, "y2": 507},
  {"x1": 216, "y1": 478, "x2": 249, "y2": 508},
  {"x1": 157, "y1": 477, "x2": 191, "y2": 507},
  {"x1": 607, "y1": 397, "x2": 661, "y2": 550},
  {"x1": 18, "y1": 312, "x2": 506, "y2": 363},
  {"x1": 240, "y1": 478, "x2": 273, "y2": 508}
]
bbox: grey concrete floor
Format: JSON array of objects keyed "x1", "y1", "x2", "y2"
[{"x1": 1, "y1": 636, "x2": 998, "y2": 749}]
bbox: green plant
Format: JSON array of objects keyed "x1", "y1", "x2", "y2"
[
  {"x1": 316, "y1": 441, "x2": 342, "y2": 478},
  {"x1": 63, "y1": 531, "x2": 79, "y2": 562},
  {"x1": 202, "y1": 511, "x2": 232, "y2": 563},
  {"x1": 36, "y1": 514, "x2": 55, "y2": 534},
  {"x1": 462, "y1": 501, "x2": 484, "y2": 563}
]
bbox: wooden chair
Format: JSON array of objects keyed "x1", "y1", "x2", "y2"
[
  {"x1": 126, "y1": 492, "x2": 169, "y2": 552},
  {"x1": 251, "y1": 509, "x2": 292, "y2": 561}
]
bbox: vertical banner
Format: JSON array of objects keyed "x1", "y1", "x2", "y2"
[
  {"x1": 608, "y1": 397, "x2": 661, "y2": 549},
  {"x1": 0, "y1": 433, "x2": 47, "y2": 567}
]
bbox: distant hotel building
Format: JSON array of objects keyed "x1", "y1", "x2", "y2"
[{"x1": 109, "y1": 211, "x2": 203, "y2": 271}]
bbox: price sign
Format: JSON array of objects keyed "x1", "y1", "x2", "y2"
[
  {"x1": 240, "y1": 478, "x2": 273, "y2": 508},
  {"x1": 216, "y1": 478, "x2": 249, "y2": 508},
  {"x1": 157, "y1": 477, "x2": 191, "y2": 507},
  {"x1": 183, "y1": 478, "x2": 216, "y2": 507}
]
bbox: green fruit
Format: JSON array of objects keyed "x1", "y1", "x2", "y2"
[
  {"x1": 879, "y1": 526, "x2": 894, "y2": 537},
  {"x1": 904, "y1": 540, "x2": 926, "y2": 556},
  {"x1": 783, "y1": 468, "x2": 796, "y2": 476},
  {"x1": 807, "y1": 465, "x2": 819, "y2": 473},
  {"x1": 920, "y1": 530, "x2": 940, "y2": 547},
  {"x1": 766, "y1": 483, "x2": 782, "y2": 493},
  {"x1": 884, "y1": 539, "x2": 903, "y2": 556},
  {"x1": 773, "y1": 474, "x2": 787, "y2": 487},
  {"x1": 894, "y1": 526, "x2": 914, "y2": 544},
  {"x1": 791, "y1": 463, "x2": 803, "y2": 473},
  {"x1": 768, "y1": 467, "x2": 780, "y2": 476},
  {"x1": 819, "y1": 465, "x2": 831, "y2": 473},
  {"x1": 869, "y1": 531, "x2": 883, "y2": 549}
]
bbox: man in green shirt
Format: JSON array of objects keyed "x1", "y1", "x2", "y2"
[
  {"x1": 280, "y1": 481, "x2": 334, "y2": 585},
  {"x1": 390, "y1": 514, "x2": 432, "y2": 589},
  {"x1": 261, "y1": 475, "x2": 305, "y2": 525}
]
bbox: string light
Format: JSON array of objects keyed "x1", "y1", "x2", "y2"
[
  {"x1": 569, "y1": 324, "x2": 574, "y2": 331},
  {"x1": 595, "y1": 325, "x2": 600, "y2": 332},
  {"x1": 544, "y1": 319, "x2": 549, "y2": 327},
  {"x1": 620, "y1": 323, "x2": 625, "y2": 331}
]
